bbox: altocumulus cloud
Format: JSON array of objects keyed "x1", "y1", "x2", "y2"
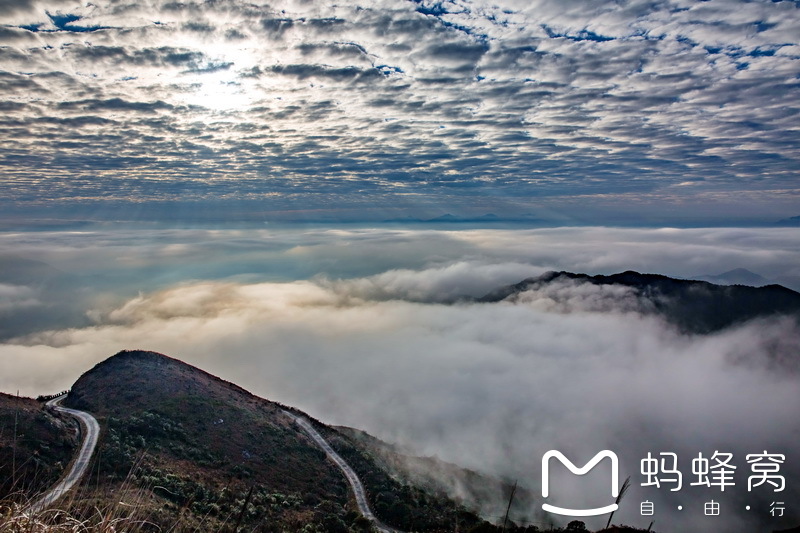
[{"x1": 0, "y1": 0, "x2": 799, "y2": 223}]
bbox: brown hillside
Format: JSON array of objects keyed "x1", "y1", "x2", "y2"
[
  {"x1": 65, "y1": 349, "x2": 352, "y2": 530},
  {"x1": 62, "y1": 350, "x2": 487, "y2": 532},
  {"x1": 0, "y1": 392, "x2": 77, "y2": 500}
]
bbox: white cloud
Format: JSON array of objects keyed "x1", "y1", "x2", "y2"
[
  {"x1": 2, "y1": 225, "x2": 797, "y2": 528},
  {"x1": 0, "y1": 283, "x2": 40, "y2": 311}
]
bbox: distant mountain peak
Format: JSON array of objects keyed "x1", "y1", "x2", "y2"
[
  {"x1": 718, "y1": 268, "x2": 760, "y2": 276},
  {"x1": 775, "y1": 215, "x2": 800, "y2": 226},
  {"x1": 480, "y1": 270, "x2": 800, "y2": 334},
  {"x1": 697, "y1": 268, "x2": 769, "y2": 287}
]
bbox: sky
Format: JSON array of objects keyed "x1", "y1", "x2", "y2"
[{"x1": 1, "y1": 0, "x2": 799, "y2": 225}]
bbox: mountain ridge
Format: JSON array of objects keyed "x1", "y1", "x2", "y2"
[
  {"x1": 479, "y1": 270, "x2": 800, "y2": 334},
  {"x1": 57, "y1": 349, "x2": 494, "y2": 532}
]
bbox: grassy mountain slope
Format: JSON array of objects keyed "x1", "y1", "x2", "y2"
[
  {"x1": 61, "y1": 349, "x2": 489, "y2": 532},
  {"x1": 336, "y1": 426, "x2": 537, "y2": 522},
  {"x1": 65, "y1": 349, "x2": 353, "y2": 530}
]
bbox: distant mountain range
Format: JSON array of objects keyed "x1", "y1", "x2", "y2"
[
  {"x1": 775, "y1": 215, "x2": 800, "y2": 226},
  {"x1": 0, "y1": 255, "x2": 68, "y2": 287},
  {"x1": 480, "y1": 270, "x2": 800, "y2": 334},
  {"x1": 382, "y1": 213, "x2": 546, "y2": 224}
]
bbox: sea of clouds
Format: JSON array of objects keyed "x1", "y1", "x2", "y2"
[{"x1": 1, "y1": 226, "x2": 798, "y2": 531}]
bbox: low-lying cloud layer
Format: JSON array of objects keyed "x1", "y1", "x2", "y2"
[{"x1": 1, "y1": 227, "x2": 798, "y2": 531}]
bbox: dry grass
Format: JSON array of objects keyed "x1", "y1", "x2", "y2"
[
  {"x1": 2, "y1": 456, "x2": 172, "y2": 533},
  {"x1": 0, "y1": 488, "x2": 159, "y2": 532}
]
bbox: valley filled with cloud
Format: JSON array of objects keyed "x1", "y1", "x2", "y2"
[{"x1": 1, "y1": 226, "x2": 798, "y2": 530}]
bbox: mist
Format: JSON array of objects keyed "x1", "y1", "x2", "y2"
[{"x1": 1, "y1": 226, "x2": 798, "y2": 531}]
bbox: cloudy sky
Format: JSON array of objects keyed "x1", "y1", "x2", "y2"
[{"x1": 1, "y1": 0, "x2": 799, "y2": 224}]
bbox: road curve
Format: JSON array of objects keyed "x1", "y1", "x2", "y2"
[
  {"x1": 282, "y1": 409, "x2": 398, "y2": 533},
  {"x1": 27, "y1": 394, "x2": 100, "y2": 513}
]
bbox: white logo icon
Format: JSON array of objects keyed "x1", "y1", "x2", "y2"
[{"x1": 542, "y1": 450, "x2": 620, "y2": 517}]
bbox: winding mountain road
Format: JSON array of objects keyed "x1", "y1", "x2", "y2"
[
  {"x1": 27, "y1": 394, "x2": 100, "y2": 513},
  {"x1": 28, "y1": 397, "x2": 392, "y2": 530},
  {"x1": 282, "y1": 409, "x2": 398, "y2": 533}
]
